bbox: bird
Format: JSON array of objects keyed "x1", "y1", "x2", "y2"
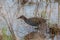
[{"x1": 17, "y1": 15, "x2": 47, "y2": 26}]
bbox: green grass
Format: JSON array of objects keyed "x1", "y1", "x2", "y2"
[
  {"x1": 2, "y1": 27, "x2": 12, "y2": 40},
  {"x1": 41, "y1": 10, "x2": 46, "y2": 18}
]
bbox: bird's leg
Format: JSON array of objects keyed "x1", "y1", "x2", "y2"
[
  {"x1": 34, "y1": 25, "x2": 42, "y2": 37},
  {"x1": 34, "y1": 26, "x2": 39, "y2": 32}
]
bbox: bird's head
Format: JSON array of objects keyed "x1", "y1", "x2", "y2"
[{"x1": 17, "y1": 15, "x2": 27, "y2": 20}]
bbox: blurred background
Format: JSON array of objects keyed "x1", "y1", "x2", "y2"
[{"x1": 0, "y1": 0, "x2": 60, "y2": 40}]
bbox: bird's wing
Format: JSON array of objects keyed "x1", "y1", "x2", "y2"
[
  {"x1": 28, "y1": 17, "x2": 46, "y2": 24},
  {"x1": 28, "y1": 18, "x2": 40, "y2": 24}
]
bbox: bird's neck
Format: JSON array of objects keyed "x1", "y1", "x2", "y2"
[{"x1": 23, "y1": 17, "x2": 27, "y2": 21}]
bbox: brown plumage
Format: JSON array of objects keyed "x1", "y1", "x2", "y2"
[
  {"x1": 17, "y1": 15, "x2": 47, "y2": 26},
  {"x1": 24, "y1": 32, "x2": 35, "y2": 40},
  {"x1": 24, "y1": 31, "x2": 46, "y2": 40}
]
